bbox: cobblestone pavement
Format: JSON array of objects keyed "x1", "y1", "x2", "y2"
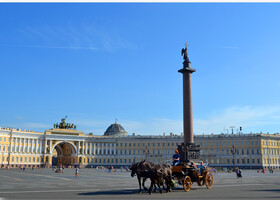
[{"x1": 0, "y1": 168, "x2": 279, "y2": 199}]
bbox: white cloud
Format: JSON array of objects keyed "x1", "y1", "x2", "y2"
[
  {"x1": 194, "y1": 106, "x2": 280, "y2": 134},
  {"x1": 6, "y1": 105, "x2": 279, "y2": 135},
  {"x1": 2, "y1": 122, "x2": 50, "y2": 131},
  {"x1": 15, "y1": 23, "x2": 136, "y2": 52}
]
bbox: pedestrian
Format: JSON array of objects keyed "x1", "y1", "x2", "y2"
[
  {"x1": 75, "y1": 167, "x2": 79, "y2": 178},
  {"x1": 262, "y1": 168, "x2": 265, "y2": 174},
  {"x1": 236, "y1": 167, "x2": 242, "y2": 178}
]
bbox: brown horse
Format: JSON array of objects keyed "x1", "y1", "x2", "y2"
[
  {"x1": 140, "y1": 161, "x2": 172, "y2": 194},
  {"x1": 130, "y1": 161, "x2": 149, "y2": 193}
]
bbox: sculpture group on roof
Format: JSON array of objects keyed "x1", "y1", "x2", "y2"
[{"x1": 53, "y1": 116, "x2": 76, "y2": 130}]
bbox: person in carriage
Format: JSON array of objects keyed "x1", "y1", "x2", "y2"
[
  {"x1": 171, "y1": 150, "x2": 181, "y2": 166},
  {"x1": 190, "y1": 161, "x2": 207, "y2": 175}
]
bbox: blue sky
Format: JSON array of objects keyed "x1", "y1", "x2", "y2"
[{"x1": 1, "y1": 3, "x2": 280, "y2": 135}]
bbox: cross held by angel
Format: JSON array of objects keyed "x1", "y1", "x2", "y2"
[{"x1": 181, "y1": 42, "x2": 190, "y2": 62}]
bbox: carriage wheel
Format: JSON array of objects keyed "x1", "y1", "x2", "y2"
[
  {"x1": 205, "y1": 172, "x2": 213, "y2": 189},
  {"x1": 183, "y1": 176, "x2": 192, "y2": 192}
]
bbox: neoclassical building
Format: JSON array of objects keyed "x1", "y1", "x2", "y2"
[{"x1": 0, "y1": 118, "x2": 280, "y2": 169}]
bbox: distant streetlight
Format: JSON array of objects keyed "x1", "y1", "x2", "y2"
[
  {"x1": 231, "y1": 145, "x2": 237, "y2": 169},
  {"x1": 144, "y1": 146, "x2": 150, "y2": 160}
]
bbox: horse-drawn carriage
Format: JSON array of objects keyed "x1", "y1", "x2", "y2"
[
  {"x1": 172, "y1": 163, "x2": 213, "y2": 191},
  {"x1": 131, "y1": 160, "x2": 213, "y2": 194}
]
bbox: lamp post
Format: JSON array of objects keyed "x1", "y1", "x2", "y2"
[
  {"x1": 231, "y1": 145, "x2": 237, "y2": 170},
  {"x1": 7, "y1": 129, "x2": 13, "y2": 167},
  {"x1": 144, "y1": 146, "x2": 150, "y2": 161}
]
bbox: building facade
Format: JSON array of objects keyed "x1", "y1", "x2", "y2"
[{"x1": 0, "y1": 119, "x2": 279, "y2": 169}]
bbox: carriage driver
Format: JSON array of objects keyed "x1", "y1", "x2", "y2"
[{"x1": 171, "y1": 150, "x2": 181, "y2": 166}]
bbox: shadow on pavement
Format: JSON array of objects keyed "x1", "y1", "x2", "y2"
[
  {"x1": 253, "y1": 189, "x2": 280, "y2": 192},
  {"x1": 79, "y1": 187, "x2": 200, "y2": 196},
  {"x1": 79, "y1": 189, "x2": 139, "y2": 195}
]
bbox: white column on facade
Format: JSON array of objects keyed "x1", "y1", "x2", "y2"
[
  {"x1": 39, "y1": 139, "x2": 42, "y2": 154},
  {"x1": 35, "y1": 139, "x2": 38, "y2": 153},
  {"x1": 84, "y1": 142, "x2": 87, "y2": 155},
  {"x1": 49, "y1": 140, "x2": 52, "y2": 154},
  {"x1": 14, "y1": 137, "x2": 17, "y2": 152},
  {"x1": 93, "y1": 143, "x2": 96, "y2": 155},
  {"x1": 31, "y1": 139, "x2": 34, "y2": 153},
  {"x1": 14, "y1": 138, "x2": 17, "y2": 152},
  {"x1": 105, "y1": 143, "x2": 108, "y2": 155},
  {"x1": 109, "y1": 143, "x2": 112, "y2": 155},
  {"x1": 44, "y1": 139, "x2": 47, "y2": 154},
  {"x1": 86, "y1": 142, "x2": 88, "y2": 154},
  {"x1": 23, "y1": 138, "x2": 26, "y2": 153},
  {"x1": 78, "y1": 141, "x2": 80, "y2": 155},
  {"x1": 27, "y1": 139, "x2": 30, "y2": 153},
  {"x1": 114, "y1": 143, "x2": 116, "y2": 155},
  {"x1": 82, "y1": 141, "x2": 85, "y2": 155},
  {"x1": 18, "y1": 138, "x2": 22, "y2": 153}
]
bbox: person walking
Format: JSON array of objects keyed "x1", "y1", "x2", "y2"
[{"x1": 75, "y1": 167, "x2": 79, "y2": 178}]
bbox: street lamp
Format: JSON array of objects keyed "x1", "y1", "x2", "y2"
[
  {"x1": 231, "y1": 145, "x2": 237, "y2": 170},
  {"x1": 144, "y1": 146, "x2": 150, "y2": 160}
]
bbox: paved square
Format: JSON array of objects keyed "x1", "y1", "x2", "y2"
[{"x1": 0, "y1": 168, "x2": 279, "y2": 199}]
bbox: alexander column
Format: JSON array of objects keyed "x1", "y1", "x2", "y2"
[{"x1": 177, "y1": 42, "x2": 200, "y2": 163}]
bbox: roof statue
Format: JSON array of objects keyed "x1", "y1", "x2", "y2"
[{"x1": 53, "y1": 116, "x2": 77, "y2": 130}]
